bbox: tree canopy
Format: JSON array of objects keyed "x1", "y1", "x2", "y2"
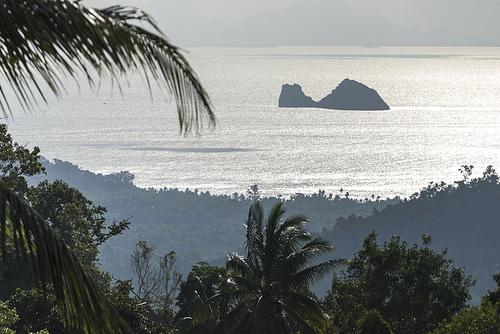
[
  {"x1": 324, "y1": 231, "x2": 475, "y2": 334},
  {"x1": 431, "y1": 273, "x2": 500, "y2": 334},
  {"x1": 184, "y1": 201, "x2": 347, "y2": 334},
  {"x1": 0, "y1": 124, "x2": 45, "y2": 195}
]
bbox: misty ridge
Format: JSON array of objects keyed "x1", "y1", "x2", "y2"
[
  {"x1": 34, "y1": 158, "x2": 500, "y2": 303},
  {"x1": 145, "y1": 0, "x2": 497, "y2": 47}
]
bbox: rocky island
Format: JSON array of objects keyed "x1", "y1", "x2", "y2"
[{"x1": 279, "y1": 79, "x2": 389, "y2": 110}]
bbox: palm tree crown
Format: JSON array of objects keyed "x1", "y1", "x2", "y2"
[{"x1": 188, "y1": 201, "x2": 347, "y2": 334}]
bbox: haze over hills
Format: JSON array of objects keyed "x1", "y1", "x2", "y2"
[{"x1": 142, "y1": 0, "x2": 496, "y2": 47}]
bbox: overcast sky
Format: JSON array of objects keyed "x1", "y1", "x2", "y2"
[{"x1": 86, "y1": 0, "x2": 500, "y2": 43}]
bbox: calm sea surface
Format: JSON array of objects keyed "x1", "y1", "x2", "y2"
[{"x1": 6, "y1": 46, "x2": 500, "y2": 199}]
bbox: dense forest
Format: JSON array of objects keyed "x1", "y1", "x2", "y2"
[
  {"x1": 36, "y1": 157, "x2": 398, "y2": 278},
  {"x1": 3, "y1": 124, "x2": 500, "y2": 333},
  {"x1": 37, "y1": 158, "x2": 500, "y2": 302},
  {"x1": 317, "y1": 165, "x2": 500, "y2": 301},
  {"x1": 3, "y1": 0, "x2": 500, "y2": 331}
]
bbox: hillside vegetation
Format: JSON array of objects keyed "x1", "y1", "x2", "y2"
[{"x1": 38, "y1": 159, "x2": 500, "y2": 301}]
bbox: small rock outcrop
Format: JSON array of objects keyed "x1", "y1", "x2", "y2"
[
  {"x1": 278, "y1": 84, "x2": 317, "y2": 108},
  {"x1": 279, "y1": 79, "x2": 389, "y2": 110}
]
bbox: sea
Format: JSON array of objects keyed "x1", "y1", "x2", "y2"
[{"x1": 5, "y1": 46, "x2": 500, "y2": 200}]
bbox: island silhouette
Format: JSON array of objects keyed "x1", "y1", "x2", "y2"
[{"x1": 279, "y1": 79, "x2": 389, "y2": 110}]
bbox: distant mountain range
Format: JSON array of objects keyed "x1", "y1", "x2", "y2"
[{"x1": 145, "y1": 0, "x2": 495, "y2": 47}]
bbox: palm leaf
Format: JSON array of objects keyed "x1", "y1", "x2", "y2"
[
  {"x1": 231, "y1": 308, "x2": 253, "y2": 334},
  {"x1": 284, "y1": 238, "x2": 337, "y2": 272},
  {"x1": 286, "y1": 258, "x2": 349, "y2": 288},
  {"x1": 253, "y1": 296, "x2": 275, "y2": 334},
  {"x1": 245, "y1": 202, "x2": 264, "y2": 278},
  {"x1": 226, "y1": 252, "x2": 249, "y2": 276},
  {"x1": 191, "y1": 289, "x2": 252, "y2": 327},
  {"x1": 280, "y1": 290, "x2": 329, "y2": 323},
  {"x1": 190, "y1": 202, "x2": 348, "y2": 333},
  {"x1": 228, "y1": 276, "x2": 260, "y2": 294},
  {"x1": 212, "y1": 300, "x2": 251, "y2": 334},
  {"x1": 0, "y1": 0, "x2": 214, "y2": 134},
  {"x1": 275, "y1": 215, "x2": 311, "y2": 262},
  {"x1": 0, "y1": 182, "x2": 131, "y2": 333},
  {"x1": 279, "y1": 301, "x2": 320, "y2": 334}
]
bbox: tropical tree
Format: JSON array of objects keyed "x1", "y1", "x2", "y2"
[
  {"x1": 0, "y1": 0, "x2": 214, "y2": 333},
  {"x1": 0, "y1": 298, "x2": 49, "y2": 334},
  {"x1": 325, "y1": 231, "x2": 475, "y2": 334},
  {"x1": 174, "y1": 262, "x2": 226, "y2": 324},
  {"x1": 0, "y1": 124, "x2": 45, "y2": 196},
  {"x1": 431, "y1": 273, "x2": 500, "y2": 334},
  {"x1": 184, "y1": 201, "x2": 347, "y2": 334}
]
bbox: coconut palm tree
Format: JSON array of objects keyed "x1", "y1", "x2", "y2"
[
  {"x1": 185, "y1": 201, "x2": 347, "y2": 334},
  {"x1": 0, "y1": 0, "x2": 215, "y2": 333}
]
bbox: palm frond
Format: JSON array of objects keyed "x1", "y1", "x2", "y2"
[
  {"x1": 212, "y1": 301, "x2": 251, "y2": 334},
  {"x1": 231, "y1": 308, "x2": 253, "y2": 334},
  {"x1": 245, "y1": 202, "x2": 265, "y2": 277},
  {"x1": 0, "y1": 182, "x2": 131, "y2": 334},
  {"x1": 175, "y1": 318, "x2": 212, "y2": 334},
  {"x1": 226, "y1": 252, "x2": 248, "y2": 276},
  {"x1": 265, "y1": 201, "x2": 285, "y2": 242},
  {"x1": 279, "y1": 300, "x2": 321, "y2": 334},
  {"x1": 280, "y1": 290, "x2": 329, "y2": 323},
  {"x1": 277, "y1": 214, "x2": 309, "y2": 235},
  {"x1": 0, "y1": 0, "x2": 214, "y2": 134},
  {"x1": 229, "y1": 276, "x2": 260, "y2": 294},
  {"x1": 197, "y1": 202, "x2": 346, "y2": 333},
  {"x1": 284, "y1": 238, "x2": 336, "y2": 272},
  {"x1": 276, "y1": 216, "x2": 311, "y2": 257},
  {"x1": 253, "y1": 295, "x2": 276, "y2": 334},
  {"x1": 286, "y1": 258, "x2": 349, "y2": 289},
  {"x1": 191, "y1": 289, "x2": 254, "y2": 328}
]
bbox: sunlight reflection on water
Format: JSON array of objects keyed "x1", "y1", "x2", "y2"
[{"x1": 5, "y1": 46, "x2": 500, "y2": 199}]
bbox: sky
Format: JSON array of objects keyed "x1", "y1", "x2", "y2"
[{"x1": 86, "y1": 0, "x2": 500, "y2": 44}]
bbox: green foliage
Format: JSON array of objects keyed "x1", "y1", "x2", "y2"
[
  {"x1": 186, "y1": 202, "x2": 347, "y2": 334},
  {"x1": 0, "y1": 300, "x2": 49, "y2": 334},
  {"x1": 105, "y1": 280, "x2": 166, "y2": 334},
  {"x1": 0, "y1": 124, "x2": 45, "y2": 196},
  {"x1": 325, "y1": 231, "x2": 474, "y2": 334},
  {"x1": 11, "y1": 179, "x2": 131, "y2": 296},
  {"x1": 432, "y1": 273, "x2": 500, "y2": 334},
  {"x1": 0, "y1": 124, "x2": 131, "y2": 332},
  {"x1": 5, "y1": 282, "x2": 168, "y2": 334},
  {"x1": 0, "y1": 180, "x2": 131, "y2": 334},
  {"x1": 7, "y1": 287, "x2": 75, "y2": 334},
  {"x1": 430, "y1": 303, "x2": 500, "y2": 334},
  {"x1": 482, "y1": 273, "x2": 500, "y2": 307},
  {"x1": 318, "y1": 166, "x2": 500, "y2": 299},
  {"x1": 174, "y1": 262, "x2": 226, "y2": 323},
  {"x1": 356, "y1": 310, "x2": 392, "y2": 334},
  {"x1": 0, "y1": 300, "x2": 17, "y2": 334},
  {"x1": 28, "y1": 180, "x2": 130, "y2": 270},
  {"x1": 39, "y1": 158, "x2": 397, "y2": 283}
]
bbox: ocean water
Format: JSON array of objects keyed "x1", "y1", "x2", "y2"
[{"x1": 5, "y1": 46, "x2": 500, "y2": 199}]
